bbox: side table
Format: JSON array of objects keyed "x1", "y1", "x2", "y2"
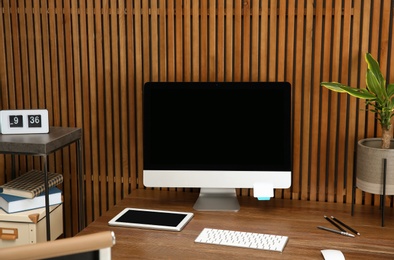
[{"x1": 0, "y1": 127, "x2": 85, "y2": 240}]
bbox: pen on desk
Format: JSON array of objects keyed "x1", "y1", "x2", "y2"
[
  {"x1": 317, "y1": 226, "x2": 355, "y2": 238},
  {"x1": 324, "y1": 215, "x2": 346, "y2": 232},
  {"x1": 330, "y1": 216, "x2": 360, "y2": 236}
]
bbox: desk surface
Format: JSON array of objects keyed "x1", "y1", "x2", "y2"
[{"x1": 78, "y1": 189, "x2": 394, "y2": 259}]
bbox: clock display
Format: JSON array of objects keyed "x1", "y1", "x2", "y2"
[
  {"x1": 28, "y1": 115, "x2": 42, "y2": 128},
  {"x1": 9, "y1": 115, "x2": 23, "y2": 128},
  {"x1": 0, "y1": 109, "x2": 49, "y2": 134}
]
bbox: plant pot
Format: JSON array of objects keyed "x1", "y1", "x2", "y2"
[{"x1": 356, "y1": 138, "x2": 394, "y2": 195}]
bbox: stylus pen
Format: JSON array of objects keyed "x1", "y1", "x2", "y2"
[
  {"x1": 317, "y1": 226, "x2": 355, "y2": 238},
  {"x1": 324, "y1": 215, "x2": 346, "y2": 232},
  {"x1": 331, "y1": 216, "x2": 360, "y2": 236}
]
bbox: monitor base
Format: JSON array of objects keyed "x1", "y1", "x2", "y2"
[{"x1": 193, "y1": 188, "x2": 240, "y2": 211}]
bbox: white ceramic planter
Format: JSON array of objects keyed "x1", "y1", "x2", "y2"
[{"x1": 356, "y1": 138, "x2": 394, "y2": 195}]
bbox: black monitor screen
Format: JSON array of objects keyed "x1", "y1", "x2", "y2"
[{"x1": 143, "y1": 82, "x2": 291, "y2": 172}]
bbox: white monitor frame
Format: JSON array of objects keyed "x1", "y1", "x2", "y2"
[{"x1": 144, "y1": 170, "x2": 291, "y2": 211}]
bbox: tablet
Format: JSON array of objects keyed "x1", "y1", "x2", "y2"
[{"x1": 108, "y1": 208, "x2": 194, "y2": 231}]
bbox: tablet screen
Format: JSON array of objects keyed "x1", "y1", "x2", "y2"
[{"x1": 108, "y1": 208, "x2": 194, "y2": 231}]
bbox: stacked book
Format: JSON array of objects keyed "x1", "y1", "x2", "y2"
[{"x1": 0, "y1": 170, "x2": 63, "y2": 213}]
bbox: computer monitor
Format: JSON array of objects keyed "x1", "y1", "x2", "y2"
[{"x1": 143, "y1": 82, "x2": 292, "y2": 211}]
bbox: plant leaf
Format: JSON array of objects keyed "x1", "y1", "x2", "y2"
[
  {"x1": 366, "y1": 69, "x2": 384, "y2": 102},
  {"x1": 365, "y1": 53, "x2": 385, "y2": 86},
  {"x1": 321, "y1": 82, "x2": 376, "y2": 99},
  {"x1": 320, "y1": 82, "x2": 348, "y2": 93},
  {"x1": 387, "y1": 83, "x2": 394, "y2": 97}
]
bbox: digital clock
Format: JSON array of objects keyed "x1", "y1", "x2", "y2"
[{"x1": 0, "y1": 109, "x2": 49, "y2": 134}]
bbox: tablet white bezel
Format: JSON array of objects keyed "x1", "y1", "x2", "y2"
[{"x1": 108, "y1": 207, "x2": 194, "y2": 232}]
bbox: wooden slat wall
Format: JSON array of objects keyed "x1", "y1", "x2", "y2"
[{"x1": 1, "y1": 0, "x2": 394, "y2": 237}]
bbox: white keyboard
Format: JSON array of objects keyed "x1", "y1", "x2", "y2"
[{"x1": 195, "y1": 228, "x2": 288, "y2": 252}]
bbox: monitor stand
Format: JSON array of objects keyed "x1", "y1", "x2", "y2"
[{"x1": 193, "y1": 188, "x2": 240, "y2": 212}]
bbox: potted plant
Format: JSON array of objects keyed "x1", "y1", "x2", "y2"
[
  {"x1": 321, "y1": 53, "x2": 394, "y2": 203},
  {"x1": 321, "y1": 52, "x2": 394, "y2": 149}
]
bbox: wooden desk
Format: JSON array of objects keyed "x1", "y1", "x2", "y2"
[{"x1": 78, "y1": 189, "x2": 394, "y2": 259}]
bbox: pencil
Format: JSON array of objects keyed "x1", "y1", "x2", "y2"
[
  {"x1": 331, "y1": 216, "x2": 360, "y2": 236},
  {"x1": 317, "y1": 226, "x2": 355, "y2": 238},
  {"x1": 324, "y1": 215, "x2": 346, "y2": 232}
]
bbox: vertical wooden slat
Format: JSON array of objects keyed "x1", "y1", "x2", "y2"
[
  {"x1": 102, "y1": 0, "x2": 114, "y2": 209},
  {"x1": 167, "y1": 0, "x2": 176, "y2": 81},
  {"x1": 291, "y1": 0, "x2": 304, "y2": 200},
  {"x1": 310, "y1": 0, "x2": 324, "y2": 202},
  {"x1": 183, "y1": 0, "x2": 192, "y2": 81},
  {"x1": 16, "y1": 2, "x2": 29, "y2": 110},
  {"x1": 0, "y1": 0, "x2": 9, "y2": 111},
  {"x1": 364, "y1": 0, "x2": 378, "y2": 206},
  {"x1": 336, "y1": 1, "x2": 352, "y2": 203},
  {"x1": 3, "y1": 0, "x2": 14, "y2": 111},
  {"x1": 250, "y1": 0, "x2": 259, "y2": 82},
  {"x1": 225, "y1": 0, "x2": 234, "y2": 81},
  {"x1": 25, "y1": 2, "x2": 35, "y2": 110},
  {"x1": 95, "y1": 0, "x2": 108, "y2": 215},
  {"x1": 176, "y1": 0, "x2": 184, "y2": 81},
  {"x1": 355, "y1": 1, "x2": 369, "y2": 206},
  {"x1": 240, "y1": 1, "x2": 251, "y2": 197},
  {"x1": 233, "y1": 0, "x2": 242, "y2": 82},
  {"x1": 216, "y1": 1, "x2": 225, "y2": 81},
  {"x1": 300, "y1": 0, "x2": 313, "y2": 201},
  {"x1": 348, "y1": 0, "x2": 362, "y2": 204},
  {"x1": 59, "y1": 0, "x2": 72, "y2": 236},
  {"x1": 0, "y1": 0, "x2": 9, "y2": 185},
  {"x1": 277, "y1": 0, "x2": 286, "y2": 82},
  {"x1": 242, "y1": 0, "x2": 250, "y2": 82},
  {"x1": 47, "y1": 2, "x2": 59, "y2": 125},
  {"x1": 149, "y1": 0, "x2": 159, "y2": 81},
  {"x1": 86, "y1": 0, "x2": 96, "y2": 223},
  {"x1": 192, "y1": 0, "x2": 199, "y2": 81},
  {"x1": 293, "y1": 1, "x2": 308, "y2": 199},
  {"x1": 134, "y1": 0, "x2": 144, "y2": 189},
  {"x1": 118, "y1": 0, "x2": 129, "y2": 199},
  {"x1": 29, "y1": 1, "x2": 43, "y2": 172},
  {"x1": 268, "y1": 0, "x2": 277, "y2": 81},
  {"x1": 319, "y1": 0, "x2": 332, "y2": 202},
  {"x1": 208, "y1": 0, "x2": 216, "y2": 81},
  {"x1": 326, "y1": 0, "x2": 342, "y2": 203},
  {"x1": 286, "y1": 0, "x2": 296, "y2": 199},
  {"x1": 41, "y1": 1, "x2": 52, "y2": 113},
  {"x1": 10, "y1": 1, "x2": 22, "y2": 109},
  {"x1": 110, "y1": 0, "x2": 122, "y2": 205},
  {"x1": 200, "y1": 0, "x2": 208, "y2": 81},
  {"x1": 70, "y1": 0, "x2": 82, "y2": 234},
  {"x1": 50, "y1": 2, "x2": 61, "y2": 126},
  {"x1": 78, "y1": 0, "x2": 91, "y2": 223},
  {"x1": 158, "y1": 0, "x2": 168, "y2": 81},
  {"x1": 259, "y1": 1, "x2": 268, "y2": 81},
  {"x1": 33, "y1": 0, "x2": 44, "y2": 109},
  {"x1": 126, "y1": 0, "x2": 138, "y2": 191}
]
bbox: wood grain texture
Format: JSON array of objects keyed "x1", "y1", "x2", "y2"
[
  {"x1": 78, "y1": 189, "x2": 394, "y2": 260},
  {"x1": 0, "y1": 0, "x2": 394, "y2": 237}
]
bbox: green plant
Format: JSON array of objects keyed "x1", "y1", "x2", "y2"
[{"x1": 321, "y1": 53, "x2": 394, "y2": 149}]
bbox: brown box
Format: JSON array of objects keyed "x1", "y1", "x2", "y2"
[{"x1": 0, "y1": 204, "x2": 63, "y2": 248}]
